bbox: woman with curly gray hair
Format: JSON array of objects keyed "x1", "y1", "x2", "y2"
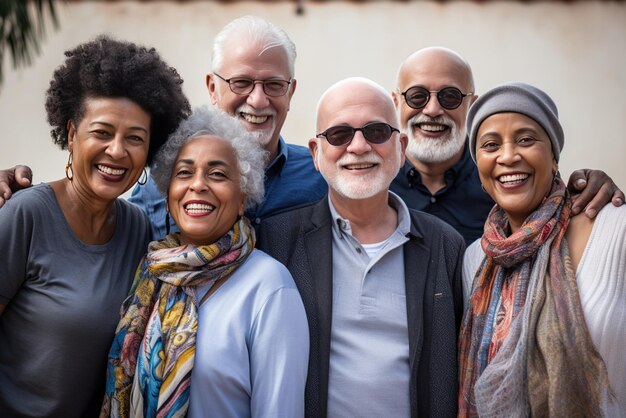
[
  {"x1": 0, "y1": 35, "x2": 190, "y2": 416},
  {"x1": 103, "y1": 106, "x2": 309, "y2": 418},
  {"x1": 151, "y1": 105, "x2": 266, "y2": 223}
]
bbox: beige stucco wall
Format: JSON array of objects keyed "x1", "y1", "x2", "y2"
[{"x1": 1, "y1": 1, "x2": 625, "y2": 190}]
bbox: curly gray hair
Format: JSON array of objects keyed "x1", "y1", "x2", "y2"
[{"x1": 151, "y1": 105, "x2": 267, "y2": 209}]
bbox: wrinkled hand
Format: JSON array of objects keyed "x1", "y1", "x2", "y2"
[
  {"x1": 567, "y1": 169, "x2": 624, "y2": 218},
  {"x1": 0, "y1": 165, "x2": 33, "y2": 208}
]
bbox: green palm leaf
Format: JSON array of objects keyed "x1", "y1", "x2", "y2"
[{"x1": 0, "y1": 0, "x2": 61, "y2": 86}]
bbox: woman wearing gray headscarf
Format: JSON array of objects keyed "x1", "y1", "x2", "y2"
[{"x1": 459, "y1": 82, "x2": 625, "y2": 417}]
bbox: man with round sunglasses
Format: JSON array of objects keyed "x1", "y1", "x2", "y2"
[
  {"x1": 258, "y1": 77, "x2": 465, "y2": 418},
  {"x1": 390, "y1": 46, "x2": 624, "y2": 245}
]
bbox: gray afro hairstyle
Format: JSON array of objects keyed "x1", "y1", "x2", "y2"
[{"x1": 150, "y1": 105, "x2": 267, "y2": 209}]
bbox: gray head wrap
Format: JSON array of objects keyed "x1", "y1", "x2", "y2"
[{"x1": 467, "y1": 82, "x2": 564, "y2": 162}]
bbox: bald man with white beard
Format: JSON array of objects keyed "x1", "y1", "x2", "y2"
[
  {"x1": 391, "y1": 47, "x2": 624, "y2": 246},
  {"x1": 258, "y1": 77, "x2": 465, "y2": 418}
]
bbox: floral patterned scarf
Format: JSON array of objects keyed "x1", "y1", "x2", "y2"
[
  {"x1": 458, "y1": 178, "x2": 610, "y2": 417},
  {"x1": 101, "y1": 217, "x2": 255, "y2": 418}
]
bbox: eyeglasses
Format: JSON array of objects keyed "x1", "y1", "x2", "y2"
[
  {"x1": 316, "y1": 122, "x2": 400, "y2": 147},
  {"x1": 400, "y1": 86, "x2": 473, "y2": 110},
  {"x1": 213, "y1": 73, "x2": 292, "y2": 97}
]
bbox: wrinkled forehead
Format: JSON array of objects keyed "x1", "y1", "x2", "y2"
[
  {"x1": 178, "y1": 134, "x2": 230, "y2": 156},
  {"x1": 175, "y1": 135, "x2": 242, "y2": 175}
]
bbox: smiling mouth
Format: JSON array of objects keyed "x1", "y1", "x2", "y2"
[
  {"x1": 344, "y1": 163, "x2": 377, "y2": 170},
  {"x1": 498, "y1": 173, "x2": 529, "y2": 184},
  {"x1": 240, "y1": 112, "x2": 270, "y2": 124},
  {"x1": 184, "y1": 203, "x2": 215, "y2": 215},
  {"x1": 97, "y1": 164, "x2": 126, "y2": 176},
  {"x1": 415, "y1": 123, "x2": 449, "y2": 133}
]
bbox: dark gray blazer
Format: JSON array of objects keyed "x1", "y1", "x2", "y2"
[{"x1": 257, "y1": 197, "x2": 465, "y2": 418}]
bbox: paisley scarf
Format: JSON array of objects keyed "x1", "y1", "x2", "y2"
[
  {"x1": 101, "y1": 217, "x2": 255, "y2": 418},
  {"x1": 458, "y1": 178, "x2": 610, "y2": 417}
]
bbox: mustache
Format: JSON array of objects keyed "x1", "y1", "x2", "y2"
[
  {"x1": 408, "y1": 113, "x2": 456, "y2": 128},
  {"x1": 336, "y1": 154, "x2": 382, "y2": 167},
  {"x1": 235, "y1": 104, "x2": 276, "y2": 117}
]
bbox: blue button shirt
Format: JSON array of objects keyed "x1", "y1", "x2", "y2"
[
  {"x1": 390, "y1": 142, "x2": 494, "y2": 246},
  {"x1": 128, "y1": 137, "x2": 327, "y2": 240}
]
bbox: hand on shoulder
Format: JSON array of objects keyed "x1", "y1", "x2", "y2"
[
  {"x1": 0, "y1": 165, "x2": 33, "y2": 208},
  {"x1": 567, "y1": 169, "x2": 624, "y2": 218}
]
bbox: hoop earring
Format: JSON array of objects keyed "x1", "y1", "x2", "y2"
[
  {"x1": 65, "y1": 151, "x2": 74, "y2": 181},
  {"x1": 138, "y1": 167, "x2": 148, "y2": 185}
]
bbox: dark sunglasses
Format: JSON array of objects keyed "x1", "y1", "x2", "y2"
[
  {"x1": 400, "y1": 86, "x2": 473, "y2": 110},
  {"x1": 316, "y1": 122, "x2": 399, "y2": 147}
]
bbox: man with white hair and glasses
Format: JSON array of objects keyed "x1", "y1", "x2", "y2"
[{"x1": 125, "y1": 16, "x2": 326, "y2": 238}]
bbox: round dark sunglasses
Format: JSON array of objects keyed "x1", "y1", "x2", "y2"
[
  {"x1": 316, "y1": 122, "x2": 399, "y2": 147},
  {"x1": 400, "y1": 86, "x2": 473, "y2": 110}
]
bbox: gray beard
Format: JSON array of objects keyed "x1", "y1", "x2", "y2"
[{"x1": 406, "y1": 129, "x2": 465, "y2": 164}]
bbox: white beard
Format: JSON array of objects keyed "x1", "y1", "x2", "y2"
[
  {"x1": 318, "y1": 148, "x2": 400, "y2": 200},
  {"x1": 406, "y1": 114, "x2": 465, "y2": 164},
  {"x1": 235, "y1": 104, "x2": 276, "y2": 147}
]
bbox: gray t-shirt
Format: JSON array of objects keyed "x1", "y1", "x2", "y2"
[{"x1": 0, "y1": 183, "x2": 150, "y2": 417}]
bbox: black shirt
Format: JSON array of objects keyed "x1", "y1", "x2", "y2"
[{"x1": 391, "y1": 143, "x2": 494, "y2": 246}]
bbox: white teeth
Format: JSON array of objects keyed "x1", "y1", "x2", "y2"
[
  {"x1": 241, "y1": 113, "x2": 269, "y2": 124},
  {"x1": 418, "y1": 123, "x2": 447, "y2": 132},
  {"x1": 499, "y1": 173, "x2": 529, "y2": 183},
  {"x1": 185, "y1": 203, "x2": 215, "y2": 214},
  {"x1": 345, "y1": 163, "x2": 375, "y2": 170},
  {"x1": 97, "y1": 165, "x2": 126, "y2": 176}
]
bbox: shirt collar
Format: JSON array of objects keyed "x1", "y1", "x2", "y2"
[
  {"x1": 328, "y1": 191, "x2": 411, "y2": 239},
  {"x1": 266, "y1": 136, "x2": 288, "y2": 173}
]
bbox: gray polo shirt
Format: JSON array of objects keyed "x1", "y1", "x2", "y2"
[{"x1": 326, "y1": 192, "x2": 411, "y2": 418}]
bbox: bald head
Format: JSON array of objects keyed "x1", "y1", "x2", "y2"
[
  {"x1": 397, "y1": 47, "x2": 474, "y2": 93},
  {"x1": 309, "y1": 77, "x2": 407, "y2": 202},
  {"x1": 316, "y1": 77, "x2": 399, "y2": 133},
  {"x1": 393, "y1": 47, "x2": 477, "y2": 167}
]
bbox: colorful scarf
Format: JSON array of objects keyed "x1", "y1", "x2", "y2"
[
  {"x1": 458, "y1": 178, "x2": 610, "y2": 417},
  {"x1": 101, "y1": 217, "x2": 255, "y2": 418}
]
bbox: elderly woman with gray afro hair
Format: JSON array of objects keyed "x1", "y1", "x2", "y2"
[
  {"x1": 102, "y1": 106, "x2": 309, "y2": 418},
  {"x1": 151, "y1": 105, "x2": 266, "y2": 217}
]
